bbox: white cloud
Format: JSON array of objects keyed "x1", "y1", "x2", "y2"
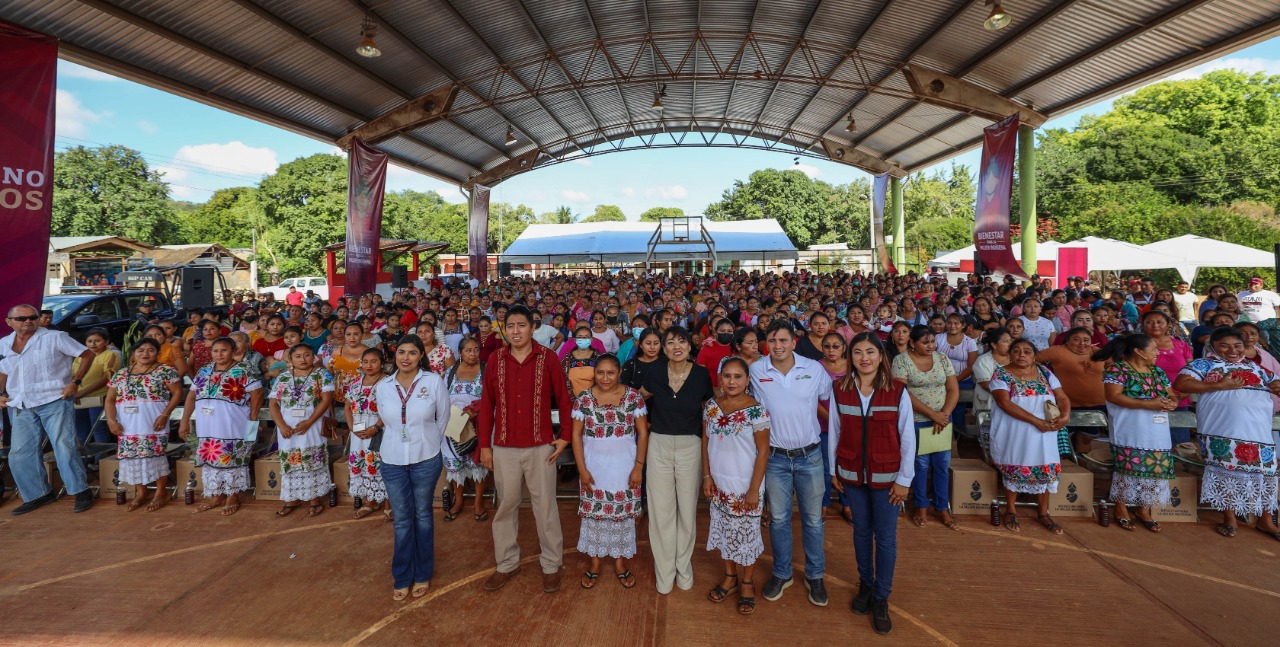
[
  {"x1": 793, "y1": 163, "x2": 821, "y2": 179},
  {"x1": 561, "y1": 189, "x2": 591, "y2": 202},
  {"x1": 137, "y1": 120, "x2": 158, "y2": 135},
  {"x1": 57, "y1": 61, "x2": 119, "y2": 82},
  {"x1": 620, "y1": 187, "x2": 637, "y2": 198},
  {"x1": 645, "y1": 185, "x2": 688, "y2": 200},
  {"x1": 54, "y1": 90, "x2": 106, "y2": 138},
  {"x1": 156, "y1": 141, "x2": 279, "y2": 198},
  {"x1": 1165, "y1": 57, "x2": 1280, "y2": 82}
]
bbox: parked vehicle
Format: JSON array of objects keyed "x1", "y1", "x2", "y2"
[
  {"x1": 41, "y1": 290, "x2": 177, "y2": 347},
  {"x1": 261, "y1": 276, "x2": 330, "y2": 301}
]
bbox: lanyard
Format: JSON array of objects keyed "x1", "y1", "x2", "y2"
[{"x1": 394, "y1": 377, "x2": 422, "y2": 427}]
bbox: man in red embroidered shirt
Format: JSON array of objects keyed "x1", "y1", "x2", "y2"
[{"x1": 477, "y1": 304, "x2": 573, "y2": 593}]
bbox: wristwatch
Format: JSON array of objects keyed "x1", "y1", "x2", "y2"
[{"x1": 73, "y1": 379, "x2": 83, "y2": 386}]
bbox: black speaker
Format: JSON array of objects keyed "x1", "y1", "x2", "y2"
[
  {"x1": 498, "y1": 262, "x2": 512, "y2": 278},
  {"x1": 181, "y1": 267, "x2": 216, "y2": 308},
  {"x1": 974, "y1": 252, "x2": 988, "y2": 277},
  {"x1": 390, "y1": 265, "x2": 409, "y2": 289}
]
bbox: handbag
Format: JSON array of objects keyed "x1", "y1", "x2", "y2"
[
  {"x1": 445, "y1": 405, "x2": 478, "y2": 455},
  {"x1": 1044, "y1": 400, "x2": 1061, "y2": 421}
]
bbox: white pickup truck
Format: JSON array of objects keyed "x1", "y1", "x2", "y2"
[{"x1": 261, "y1": 276, "x2": 330, "y2": 301}]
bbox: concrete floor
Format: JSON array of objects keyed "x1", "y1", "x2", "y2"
[{"x1": 0, "y1": 483, "x2": 1277, "y2": 647}]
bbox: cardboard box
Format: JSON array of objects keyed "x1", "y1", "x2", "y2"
[
  {"x1": 172, "y1": 458, "x2": 206, "y2": 495},
  {"x1": 331, "y1": 458, "x2": 354, "y2": 506},
  {"x1": 1048, "y1": 463, "x2": 1095, "y2": 517},
  {"x1": 253, "y1": 453, "x2": 282, "y2": 501},
  {"x1": 949, "y1": 458, "x2": 999, "y2": 515},
  {"x1": 99, "y1": 456, "x2": 123, "y2": 499},
  {"x1": 1151, "y1": 473, "x2": 1199, "y2": 523}
]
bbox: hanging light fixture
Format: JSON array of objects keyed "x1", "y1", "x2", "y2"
[
  {"x1": 504, "y1": 124, "x2": 518, "y2": 146},
  {"x1": 844, "y1": 112, "x2": 857, "y2": 132},
  {"x1": 652, "y1": 84, "x2": 666, "y2": 111},
  {"x1": 983, "y1": 1, "x2": 1012, "y2": 30},
  {"x1": 356, "y1": 15, "x2": 382, "y2": 58}
]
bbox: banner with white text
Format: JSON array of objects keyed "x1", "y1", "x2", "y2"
[
  {"x1": 973, "y1": 113, "x2": 1028, "y2": 279},
  {"x1": 345, "y1": 137, "x2": 388, "y2": 298}
]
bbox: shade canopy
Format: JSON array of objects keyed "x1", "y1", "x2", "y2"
[
  {"x1": 1141, "y1": 234, "x2": 1276, "y2": 283},
  {"x1": 929, "y1": 241, "x2": 1063, "y2": 268},
  {"x1": 1060, "y1": 236, "x2": 1184, "y2": 274},
  {"x1": 501, "y1": 219, "x2": 798, "y2": 265}
]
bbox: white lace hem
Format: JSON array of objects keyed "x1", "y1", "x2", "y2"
[
  {"x1": 1110, "y1": 474, "x2": 1171, "y2": 508},
  {"x1": 446, "y1": 464, "x2": 489, "y2": 487},
  {"x1": 350, "y1": 473, "x2": 388, "y2": 504},
  {"x1": 1201, "y1": 467, "x2": 1280, "y2": 516},
  {"x1": 281, "y1": 468, "x2": 334, "y2": 502},
  {"x1": 706, "y1": 506, "x2": 763, "y2": 566},
  {"x1": 577, "y1": 517, "x2": 636, "y2": 558},
  {"x1": 203, "y1": 466, "x2": 250, "y2": 496},
  {"x1": 119, "y1": 457, "x2": 170, "y2": 485},
  {"x1": 1001, "y1": 478, "x2": 1059, "y2": 495}
]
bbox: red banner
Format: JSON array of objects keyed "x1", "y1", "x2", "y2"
[
  {"x1": 0, "y1": 22, "x2": 57, "y2": 320},
  {"x1": 871, "y1": 174, "x2": 896, "y2": 275},
  {"x1": 345, "y1": 138, "x2": 387, "y2": 298},
  {"x1": 974, "y1": 114, "x2": 1028, "y2": 279},
  {"x1": 468, "y1": 184, "x2": 490, "y2": 281}
]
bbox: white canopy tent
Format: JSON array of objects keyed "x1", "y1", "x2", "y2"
[
  {"x1": 929, "y1": 241, "x2": 1064, "y2": 269},
  {"x1": 500, "y1": 219, "x2": 798, "y2": 265},
  {"x1": 1140, "y1": 235, "x2": 1275, "y2": 283},
  {"x1": 1058, "y1": 236, "x2": 1185, "y2": 274}
]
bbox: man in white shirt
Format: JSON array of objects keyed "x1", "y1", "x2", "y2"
[
  {"x1": 749, "y1": 320, "x2": 833, "y2": 608},
  {"x1": 1171, "y1": 281, "x2": 1200, "y2": 334},
  {"x1": 1236, "y1": 277, "x2": 1280, "y2": 323},
  {"x1": 0, "y1": 304, "x2": 97, "y2": 515}
]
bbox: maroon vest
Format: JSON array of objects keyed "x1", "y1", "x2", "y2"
[{"x1": 832, "y1": 382, "x2": 905, "y2": 489}]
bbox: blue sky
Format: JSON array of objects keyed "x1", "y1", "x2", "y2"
[{"x1": 54, "y1": 37, "x2": 1280, "y2": 221}]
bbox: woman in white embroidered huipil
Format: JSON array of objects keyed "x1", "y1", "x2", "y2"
[
  {"x1": 442, "y1": 336, "x2": 490, "y2": 522},
  {"x1": 571, "y1": 354, "x2": 649, "y2": 591},
  {"x1": 105, "y1": 338, "x2": 182, "y2": 512},
  {"x1": 268, "y1": 343, "x2": 335, "y2": 518},
  {"x1": 345, "y1": 346, "x2": 389, "y2": 520}
]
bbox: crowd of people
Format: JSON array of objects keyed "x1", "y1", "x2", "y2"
[{"x1": 3, "y1": 266, "x2": 1279, "y2": 631}]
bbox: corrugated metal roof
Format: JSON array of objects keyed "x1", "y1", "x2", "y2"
[{"x1": 7, "y1": 0, "x2": 1278, "y2": 182}]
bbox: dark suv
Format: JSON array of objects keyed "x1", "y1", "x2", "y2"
[{"x1": 41, "y1": 290, "x2": 177, "y2": 346}]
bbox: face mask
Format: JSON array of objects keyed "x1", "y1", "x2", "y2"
[
  {"x1": 575, "y1": 338, "x2": 592, "y2": 350},
  {"x1": 632, "y1": 326, "x2": 644, "y2": 339},
  {"x1": 242, "y1": 315, "x2": 258, "y2": 323},
  {"x1": 716, "y1": 333, "x2": 733, "y2": 345},
  {"x1": 606, "y1": 316, "x2": 619, "y2": 324},
  {"x1": 789, "y1": 305, "x2": 797, "y2": 313}
]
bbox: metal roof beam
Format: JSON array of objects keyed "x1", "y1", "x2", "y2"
[
  {"x1": 720, "y1": 0, "x2": 766, "y2": 122},
  {"x1": 744, "y1": 0, "x2": 828, "y2": 141},
  {"x1": 952, "y1": 0, "x2": 1081, "y2": 78},
  {"x1": 337, "y1": 85, "x2": 459, "y2": 148},
  {"x1": 903, "y1": 65, "x2": 1046, "y2": 126},
  {"x1": 580, "y1": 0, "x2": 638, "y2": 138},
  {"x1": 512, "y1": 0, "x2": 610, "y2": 147},
  {"x1": 880, "y1": 113, "x2": 968, "y2": 159},
  {"x1": 818, "y1": 138, "x2": 905, "y2": 177}
]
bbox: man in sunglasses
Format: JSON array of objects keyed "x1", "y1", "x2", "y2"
[{"x1": 0, "y1": 304, "x2": 98, "y2": 515}]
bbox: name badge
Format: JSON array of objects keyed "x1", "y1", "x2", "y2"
[
  {"x1": 123, "y1": 406, "x2": 139, "y2": 415},
  {"x1": 200, "y1": 406, "x2": 214, "y2": 416},
  {"x1": 353, "y1": 422, "x2": 368, "y2": 432},
  {"x1": 1153, "y1": 414, "x2": 1168, "y2": 425},
  {"x1": 289, "y1": 408, "x2": 306, "y2": 418}
]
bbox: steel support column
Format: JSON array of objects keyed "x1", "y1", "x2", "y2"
[
  {"x1": 1019, "y1": 124, "x2": 1037, "y2": 279},
  {"x1": 891, "y1": 176, "x2": 905, "y2": 269}
]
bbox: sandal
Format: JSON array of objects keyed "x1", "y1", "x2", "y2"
[
  {"x1": 707, "y1": 574, "x2": 739, "y2": 603},
  {"x1": 353, "y1": 506, "x2": 375, "y2": 520},
  {"x1": 146, "y1": 494, "x2": 168, "y2": 512},
  {"x1": 939, "y1": 512, "x2": 959, "y2": 530},
  {"x1": 275, "y1": 504, "x2": 300, "y2": 518},
  {"x1": 1037, "y1": 514, "x2": 1064, "y2": 535},
  {"x1": 125, "y1": 498, "x2": 146, "y2": 512},
  {"x1": 443, "y1": 509, "x2": 458, "y2": 522},
  {"x1": 617, "y1": 570, "x2": 636, "y2": 589},
  {"x1": 1116, "y1": 517, "x2": 1135, "y2": 531},
  {"x1": 910, "y1": 513, "x2": 927, "y2": 528},
  {"x1": 392, "y1": 587, "x2": 409, "y2": 601},
  {"x1": 1215, "y1": 523, "x2": 1237, "y2": 538},
  {"x1": 737, "y1": 581, "x2": 756, "y2": 615},
  {"x1": 411, "y1": 581, "x2": 430, "y2": 598},
  {"x1": 307, "y1": 504, "x2": 325, "y2": 517},
  {"x1": 1002, "y1": 512, "x2": 1020, "y2": 532},
  {"x1": 194, "y1": 502, "x2": 218, "y2": 514},
  {"x1": 221, "y1": 501, "x2": 240, "y2": 516},
  {"x1": 581, "y1": 571, "x2": 600, "y2": 589},
  {"x1": 474, "y1": 511, "x2": 489, "y2": 522},
  {"x1": 1142, "y1": 519, "x2": 1162, "y2": 533},
  {"x1": 1258, "y1": 529, "x2": 1280, "y2": 542}
]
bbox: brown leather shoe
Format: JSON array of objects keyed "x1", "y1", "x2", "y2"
[
  {"x1": 483, "y1": 567, "x2": 519, "y2": 592},
  {"x1": 542, "y1": 570, "x2": 562, "y2": 593}
]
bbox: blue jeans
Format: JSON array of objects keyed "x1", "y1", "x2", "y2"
[
  {"x1": 845, "y1": 484, "x2": 898, "y2": 600},
  {"x1": 1170, "y1": 406, "x2": 1192, "y2": 445},
  {"x1": 911, "y1": 422, "x2": 951, "y2": 511},
  {"x1": 382, "y1": 455, "x2": 443, "y2": 589},
  {"x1": 765, "y1": 444, "x2": 825, "y2": 581},
  {"x1": 9, "y1": 398, "x2": 89, "y2": 498},
  {"x1": 74, "y1": 406, "x2": 109, "y2": 447},
  {"x1": 952, "y1": 377, "x2": 973, "y2": 433}
]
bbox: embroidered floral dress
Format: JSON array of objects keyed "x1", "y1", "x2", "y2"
[
  {"x1": 987, "y1": 365, "x2": 1063, "y2": 494},
  {"x1": 704, "y1": 400, "x2": 770, "y2": 567},
  {"x1": 442, "y1": 365, "x2": 488, "y2": 487},
  {"x1": 109, "y1": 365, "x2": 180, "y2": 485},
  {"x1": 573, "y1": 387, "x2": 647, "y2": 559},
  {"x1": 326, "y1": 349, "x2": 362, "y2": 405},
  {"x1": 191, "y1": 363, "x2": 263, "y2": 496},
  {"x1": 426, "y1": 342, "x2": 454, "y2": 376},
  {"x1": 345, "y1": 378, "x2": 387, "y2": 504},
  {"x1": 1102, "y1": 362, "x2": 1174, "y2": 507},
  {"x1": 270, "y1": 369, "x2": 336, "y2": 502},
  {"x1": 1179, "y1": 358, "x2": 1280, "y2": 516}
]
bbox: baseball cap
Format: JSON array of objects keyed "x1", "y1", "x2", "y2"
[{"x1": 1250, "y1": 277, "x2": 1264, "y2": 284}]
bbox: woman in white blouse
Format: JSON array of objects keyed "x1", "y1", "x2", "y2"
[{"x1": 374, "y1": 336, "x2": 451, "y2": 602}]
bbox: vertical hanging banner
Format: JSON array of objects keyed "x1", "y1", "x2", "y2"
[
  {"x1": 974, "y1": 114, "x2": 1029, "y2": 279},
  {"x1": 468, "y1": 184, "x2": 491, "y2": 281},
  {"x1": 871, "y1": 174, "x2": 897, "y2": 275},
  {"x1": 0, "y1": 21, "x2": 57, "y2": 319},
  {"x1": 345, "y1": 137, "x2": 388, "y2": 298}
]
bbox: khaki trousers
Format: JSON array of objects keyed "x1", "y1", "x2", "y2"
[
  {"x1": 646, "y1": 433, "x2": 702, "y2": 593},
  {"x1": 492, "y1": 444, "x2": 563, "y2": 574}
]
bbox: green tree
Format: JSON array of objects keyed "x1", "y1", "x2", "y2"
[
  {"x1": 184, "y1": 187, "x2": 260, "y2": 247},
  {"x1": 488, "y1": 202, "x2": 534, "y2": 252},
  {"x1": 257, "y1": 153, "x2": 347, "y2": 277},
  {"x1": 902, "y1": 164, "x2": 977, "y2": 260},
  {"x1": 539, "y1": 205, "x2": 576, "y2": 224},
  {"x1": 639, "y1": 206, "x2": 686, "y2": 222},
  {"x1": 704, "y1": 168, "x2": 869, "y2": 248},
  {"x1": 582, "y1": 204, "x2": 626, "y2": 222},
  {"x1": 52, "y1": 144, "x2": 181, "y2": 243}
]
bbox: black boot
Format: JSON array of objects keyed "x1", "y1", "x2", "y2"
[
  {"x1": 871, "y1": 597, "x2": 892, "y2": 635},
  {"x1": 850, "y1": 581, "x2": 873, "y2": 615}
]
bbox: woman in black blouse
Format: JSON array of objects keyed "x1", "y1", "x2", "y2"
[{"x1": 640, "y1": 326, "x2": 714, "y2": 595}]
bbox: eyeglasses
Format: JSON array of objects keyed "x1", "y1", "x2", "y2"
[
  {"x1": 7, "y1": 315, "x2": 38, "y2": 322},
  {"x1": 821, "y1": 344, "x2": 844, "y2": 350}
]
